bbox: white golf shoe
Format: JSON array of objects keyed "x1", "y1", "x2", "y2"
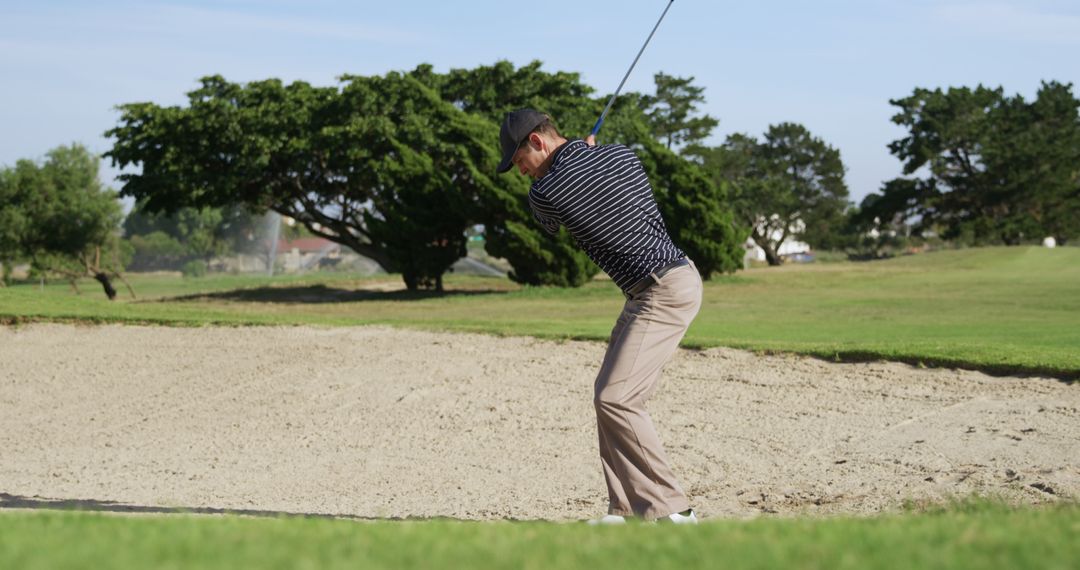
[
  {"x1": 586, "y1": 514, "x2": 627, "y2": 525},
  {"x1": 661, "y1": 509, "x2": 698, "y2": 524}
]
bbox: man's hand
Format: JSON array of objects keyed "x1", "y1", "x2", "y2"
[{"x1": 585, "y1": 134, "x2": 597, "y2": 147}]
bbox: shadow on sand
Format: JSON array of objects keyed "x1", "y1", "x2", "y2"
[
  {"x1": 157, "y1": 284, "x2": 510, "y2": 305},
  {"x1": 0, "y1": 492, "x2": 428, "y2": 522}
]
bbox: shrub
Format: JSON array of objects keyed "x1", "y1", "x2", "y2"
[{"x1": 181, "y1": 259, "x2": 207, "y2": 278}]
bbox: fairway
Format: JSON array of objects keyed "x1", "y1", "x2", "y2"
[{"x1": 2, "y1": 247, "x2": 1078, "y2": 378}]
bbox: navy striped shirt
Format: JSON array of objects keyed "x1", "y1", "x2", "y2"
[{"x1": 528, "y1": 139, "x2": 685, "y2": 292}]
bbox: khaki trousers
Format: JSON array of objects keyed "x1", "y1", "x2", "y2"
[{"x1": 594, "y1": 259, "x2": 702, "y2": 520}]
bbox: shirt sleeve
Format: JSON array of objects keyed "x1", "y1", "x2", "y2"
[
  {"x1": 527, "y1": 190, "x2": 561, "y2": 235},
  {"x1": 615, "y1": 144, "x2": 646, "y2": 174}
]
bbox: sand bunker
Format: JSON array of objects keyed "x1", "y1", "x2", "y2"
[{"x1": 1, "y1": 323, "x2": 1076, "y2": 520}]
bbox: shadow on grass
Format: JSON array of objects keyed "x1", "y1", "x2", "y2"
[
  {"x1": 749, "y1": 348, "x2": 1079, "y2": 384},
  {"x1": 0, "y1": 492, "x2": 459, "y2": 523},
  {"x1": 158, "y1": 284, "x2": 510, "y2": 305}
]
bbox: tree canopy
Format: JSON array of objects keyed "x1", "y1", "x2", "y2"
[
  {"x1": 107, "y1": 72, "x2": 497, "y2": 290},
  {"x1": 0, "y1": 168, "x2": 28, "y2": 278},
  {"x1": 864, "y1": 81, "x2": 1080, "y2": 245},
  {"x1": 640, "y1": 72, "x2": 719, "y2": 151},
  {"x1": 693, "y1": 123, "x2": 850, "y2": 265},
  {"x1": 0, "y1": 144, "x2": 130, "y2": 297}
]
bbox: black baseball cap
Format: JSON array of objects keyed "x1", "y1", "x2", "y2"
[{"x1": 497, "y1": 109, "x2": 547, "y2": 174}]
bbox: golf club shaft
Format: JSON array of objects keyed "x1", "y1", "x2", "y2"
[{"x1": 590, "y1": 0, "x2": 675, "y2": 137}]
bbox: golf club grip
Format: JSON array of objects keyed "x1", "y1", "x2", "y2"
[{"x1": 590, "y1": 116, "x2": 605, "y2": 136}]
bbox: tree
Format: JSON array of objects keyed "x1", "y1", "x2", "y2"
[
  {"x1": 0, "y1": 167, "x2": 28, "y2": 285},
  {"x1": 693, "y1": 124, "x2": 850, "y2": 265},
  {"x1": 107, "y1": 72, "x2": 495, "y2": 291},
  {"x1": 884, "y1": 85, "x2": 1003, "y2": 243},
  {"x1": 761, "y1": 123, "x2": 850, "y2": 252},
  {"x1": 124, "y1": 202, "x2": 265, "y2": 270},
  {"x1": 877, "y1": 82, "x2": 1080, "y2": 245},
  {"x1": 425, "y1": 60, "x2": 600, "y2": 132},
  {"x1": 127, "y1": 231, "x2": 187, "y2": 270},
  {"x1": 416, "y1": 60, "x2": 604, "y2": 287},
  {"x1": 983, "y1": 82, "x2": 1080, "y2": 244},
  {"x1": 0, "y1": 145, "x2": 132, "y2": 298},
  {"x1": 640, "y1": 73, "x2": 719, "y2": 151},
  {"x1": 125, "y1": 203, "x2": 222, "y2": 267}
]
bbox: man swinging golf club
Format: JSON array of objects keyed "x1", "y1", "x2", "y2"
[
  {"x1": 496, "y1": 109, "x2": 702, "y2": 524},
  {"x1": 495, "y1": 0, "x2": 696, "y2": 525}
]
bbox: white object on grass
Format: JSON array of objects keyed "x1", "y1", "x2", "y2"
[{"x1": 587, "y1": 514, "x2": 627, "y2": 525}]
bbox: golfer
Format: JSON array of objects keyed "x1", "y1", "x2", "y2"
[{"x1": 497, "y1": 109, "x2": 702, "y2": 524}]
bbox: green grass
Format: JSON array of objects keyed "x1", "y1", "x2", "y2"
[
  {"x1": 3, "y1": 246, "x2": 1079, "y2": 378},
  {"x1": 1, "y1": 502, "x2": 1077, "y2": 569}
]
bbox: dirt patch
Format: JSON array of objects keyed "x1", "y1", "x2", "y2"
[{"x1": 1, "y1": 324, "x2": 1076, "y2": 520}]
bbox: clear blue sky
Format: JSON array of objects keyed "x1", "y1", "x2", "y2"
[{"x1": 2, "y1": 0, "x2": 1078, "y2": 205}]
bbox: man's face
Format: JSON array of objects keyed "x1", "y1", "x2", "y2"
[{"x1": 511, "y1": 134, "x2": 547, "y2": 179}]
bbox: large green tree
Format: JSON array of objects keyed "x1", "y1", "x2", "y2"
[
  {"x1": 0, "y1": 145, "x2": 131, "y2": 298},
  {"x1": 870, "y1": 81, "x2": 1080, "y2": 244},
  {"x1": 640, "y1": 72, "x2": 719, "y2": 151},
  {"x1": 694, "y1": 123, "x2": 850, "y2": 265},
  {"x1": 107, "y1": 72, "x2": 499, "y2": 291}
]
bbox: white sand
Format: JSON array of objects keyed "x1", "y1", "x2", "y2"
[{"x1": 2, "y1": 323, "x2": 1076, "y2": 520}]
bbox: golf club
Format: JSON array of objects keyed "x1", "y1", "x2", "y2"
[{"x1": 590, "y1": 0, "x2": 675, "y2": 137}]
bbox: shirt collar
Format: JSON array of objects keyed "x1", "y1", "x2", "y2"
[{"x1": 548, "y1": 139, "x2": 582, "y2": 170}]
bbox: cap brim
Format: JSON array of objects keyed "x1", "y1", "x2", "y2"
[{"x1": 496, "y1": 152, "x2": 514, "y2": 174}]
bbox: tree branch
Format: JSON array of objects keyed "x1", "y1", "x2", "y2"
[{"x1": 111, "y1": 270, "x2": 137, "y2": 300}]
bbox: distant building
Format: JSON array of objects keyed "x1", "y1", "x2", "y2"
[
  {"x1": 275, "y1": 237, "x2": 342, "y2": 272},
  {"x1": 744, "y1": 237, "x2": 812, "y2": 262}
]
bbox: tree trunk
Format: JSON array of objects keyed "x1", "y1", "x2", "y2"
[
  {"x1": 401, "y1": 271, "x2": 446, "y2": 292},
  {"x1": 94, "y1": 272, "x2": 118, "y2": 300},
  {"x1": 751, "y1": 230, "x2": 784, "y2": 266},
  {"x1": 763, "y1": 246, "x2": 783, "y2": 266}
]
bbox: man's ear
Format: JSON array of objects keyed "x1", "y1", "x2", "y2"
[{"x1": 528, "y1": 132, "x2": 544, "y2": 151}]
